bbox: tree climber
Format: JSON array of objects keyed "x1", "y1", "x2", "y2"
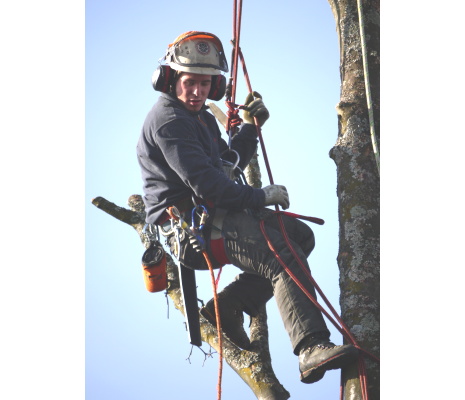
[{"x1": 136, "y1": 31, "x2": 357, "y2": 384}]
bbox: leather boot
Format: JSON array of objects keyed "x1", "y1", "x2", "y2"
[
  {"x1": 299, "y1": 341, "x2": 358, "y2": 384},
  {"x1": 200, "y1": 289, "x2": 251, "y2": 350}
]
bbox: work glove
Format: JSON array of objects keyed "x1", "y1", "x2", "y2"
[
  {"x1": 262, "y1": 184, "x2": 290, "y2": 210},
  {"x1": 242, "y1": 91, "x2": 270, "y2": 127}
]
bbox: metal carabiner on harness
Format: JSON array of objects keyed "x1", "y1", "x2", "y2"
[
  {"x1": 142, "y1": 223, "x2": 160, "y2": 246},
  {"x1": 174, "y1": 224, "x2": 182, "y2": 260},
  {"x1": 191, "y1": 204, "x2": 208, "y2": 233},
  {"x1": 189, "y1": 204, "x2": 209, "y2": 253},
  {"x1": 167, "y1": 205, "x2": 207, "y2": 253}
]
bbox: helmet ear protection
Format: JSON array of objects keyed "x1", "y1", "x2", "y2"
[
  {"x1": 151, "y1": 65, "x2": 174, "y2": 93},
  {"x1": 152, "y1": 65, "x2": 226, "y2": 101},
  {"x1": 207, "y1": 74, "x2": 226, "y2": 101}
]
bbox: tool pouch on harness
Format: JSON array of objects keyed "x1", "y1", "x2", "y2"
[{"x1": 141, "y1": 240, "x2": 167, "y2": 292}]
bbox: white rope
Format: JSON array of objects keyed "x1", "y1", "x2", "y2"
[{"x1": 357, "y1": 0, "x2": 380, "y2": 174}]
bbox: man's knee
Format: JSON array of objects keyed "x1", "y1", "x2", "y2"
[{"x1": 301, "y1": 226, "x2": 315, "y2": 257}]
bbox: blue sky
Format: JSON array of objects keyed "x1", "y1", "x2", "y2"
[{"x1": 2, "y1": 1, "x2": 465, "y2": 399}]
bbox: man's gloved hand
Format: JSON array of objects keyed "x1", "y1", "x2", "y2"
[
  {"x1": 263, "y1": 184, "x2": 290, "y2": 209},
  {"x1": 242, "y1": 91, "x2": 270, "y2": 127}
]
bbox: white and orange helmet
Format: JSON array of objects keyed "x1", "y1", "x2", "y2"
[{"x1": 164, "y1": 31, "x2": 229, "y2": 75}]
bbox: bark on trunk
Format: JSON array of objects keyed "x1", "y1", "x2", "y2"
[{"x1": 327, "y1": 0, "x2": 380, "y2": 399}]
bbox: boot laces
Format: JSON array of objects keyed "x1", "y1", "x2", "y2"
[{"x1": 313, "y1": 342, "x2": 337, "y2": 351}]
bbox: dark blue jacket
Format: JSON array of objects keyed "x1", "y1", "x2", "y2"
[{"x1": 137, "y1": 93, "x2": 266, "y2": 224}]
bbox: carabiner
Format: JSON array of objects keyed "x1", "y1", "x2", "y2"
[{"x1": 191, "y1": 205, "x2": 208, "y2": 232}]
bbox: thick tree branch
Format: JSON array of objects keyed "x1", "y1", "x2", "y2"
[{"x1": 92, "y1": 196, "x2": 145, "y2": 230}]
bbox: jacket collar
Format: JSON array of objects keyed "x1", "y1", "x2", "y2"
[{"x1": 160, "y1": 92, "x2": 208, "y2": 117}]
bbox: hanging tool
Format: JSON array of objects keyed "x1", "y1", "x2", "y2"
[{"x1": 166, "y1": 206, "x2": 203, "y2": 347}]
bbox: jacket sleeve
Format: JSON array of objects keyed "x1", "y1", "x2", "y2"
[{"x1": 156, "y1": 118, "x2": 265, "y2": 211}]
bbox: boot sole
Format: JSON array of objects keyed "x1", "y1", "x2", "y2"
[
  {"x1": 300, "y1": 348, "x2": 358, "y2": 384},
  {"x1": 199, "y1": 306, "x2": 217, "y2": 325}
]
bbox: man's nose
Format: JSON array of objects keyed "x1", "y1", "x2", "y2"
[{"x1": 192, "y1": 84, "x2": 201, "y2": 95}]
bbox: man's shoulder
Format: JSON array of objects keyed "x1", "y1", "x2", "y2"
[{"x1": 146, "y1": 95, "x2": 192, "y2": 127}]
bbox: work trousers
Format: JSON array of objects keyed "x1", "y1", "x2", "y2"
[{"x1": 221, "y1": 208, "x2": 330, "y2": 354}]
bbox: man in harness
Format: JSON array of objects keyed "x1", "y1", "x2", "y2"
[{"x1": 136, "y1": 31, "x2": 357, "y2": 384}]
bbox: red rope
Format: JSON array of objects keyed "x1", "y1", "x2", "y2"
[
  {"x1": 225, "y1": 101, "x2": 243, "y2": 133},
  {"x1": 260, "y1": 218, "x2": 377, "y2": 400},
  {"x1": 230, "y1": 0, "x2": 242, "y2": 104},
  {"x1": 203, "y1": 250, "x2": 223, "y2": 400},
  {"x1": 226, "y1": 1, "x2": 379, "y2": 398},
  {"x1": 275, "y1": 210, "x2": 325, "y2": 226},
  {"x1": 214, "y1": 265, "x2": 223, "y2": 288}
]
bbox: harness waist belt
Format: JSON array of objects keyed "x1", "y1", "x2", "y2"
[
  {"x1": 210, "y1": 238, "x2": 230, "y2": 265},
  {"x1": 209, "y1": 208, "x2": 231, "y2": 265}
]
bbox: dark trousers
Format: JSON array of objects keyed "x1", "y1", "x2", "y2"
[{"x1": 221, "y1": 209, "x2": 330, "y2": 354}]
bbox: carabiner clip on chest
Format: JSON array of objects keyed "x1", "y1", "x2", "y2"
[{"x1": 220, "y1": 148, "x2": 248, "y2": 185}]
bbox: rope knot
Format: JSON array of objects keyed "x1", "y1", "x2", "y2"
[{"x1": 225, "y1": 101, "x2": 243, "y2": 132}]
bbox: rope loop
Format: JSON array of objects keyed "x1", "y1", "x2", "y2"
[{"x1": 225, "y1": 100, "x2": 244, "y2": 133}]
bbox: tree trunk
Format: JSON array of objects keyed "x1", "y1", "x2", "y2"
[{"x1": 327, "y1": 0, "x2": 380, "y2": 399}]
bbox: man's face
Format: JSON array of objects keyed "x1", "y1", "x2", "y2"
[{"x1": 175, "y1": 72, "x2": 212, "y2": 112}]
